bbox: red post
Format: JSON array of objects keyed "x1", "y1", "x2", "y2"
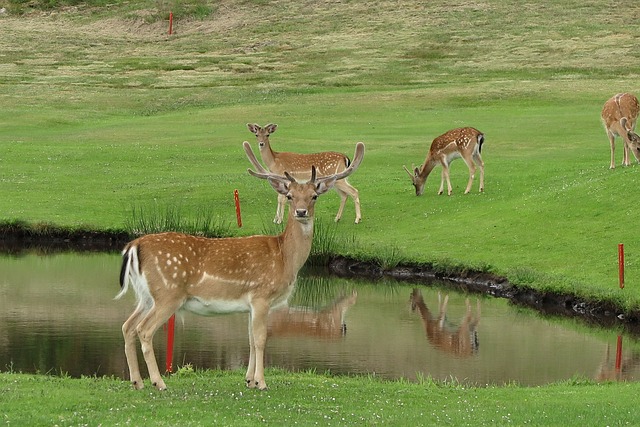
[
  {"x1": 168, "y1": 12, "x2": 173, "y2": 35},
  {"x1": 165, "y1": 314, "x2": 175, "y2": 373},
  {"x1": 615, "y1": 335, "x2": 623, "y2": 371},
  {"x1": 234, "y1": 189, "x2": 242, "y2": 228},
  {"x1": 618, "y1": 243, "x2": 625, "y2": 289}
]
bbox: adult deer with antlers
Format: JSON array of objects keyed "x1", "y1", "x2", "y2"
[
  {"x1": 116, "y1": 141, "x2": 365, "y2": 391},
  {"x1": 601, "y1": 93, "x2": 640, "y2": 169},
  {"x1": 403, "y1": 127, "x2": 484, "y2": 196},
  {"x1": 247, "y1": 123, "x2": 362, "y2": 223}
]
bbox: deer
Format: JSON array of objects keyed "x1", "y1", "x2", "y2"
[
  {"x1": 116, "y1": 140, "x2": 365, "y2": 391},
  {"x1": 601, "y1": 93, "x2": 640, "y2": 169},
  {"x1": 409, "y1": 289, "x2": 480, "y2": 358},
  {"x1": 268, "y1": 290, "x2": 358, "y2": 339},
  {"x1": 247, "y1": 123, "x2": 362, "y2": 224},
  {"x1": 403, "y1": 127, "x2": 485, "y2": 196}
]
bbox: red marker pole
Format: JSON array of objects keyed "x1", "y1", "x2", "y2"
[
  {"x1": 165, "y1": 314, "x2": 175, "y2": 373},
  {"x1": 168, "y1": 12, "x2": 173, "y2": 35},
  {"x1": 615, "y1": 335, "x2": 623, "y2": 371},
  {"x1": 234, "y1": 189, "x2": 242, "y2": 228},
  {"x1": 618, "y1": 243, "x2": 625, "y2": 289}
]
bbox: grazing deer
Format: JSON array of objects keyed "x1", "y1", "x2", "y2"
[
  {"x1": 409, "y1": 289, "x2": 480, "y2": 357},
  {"x1": 403, "y1": 127, "x2": 485, "y2": 196},
  {"x1": 247, "y1": 123, "x2": 362, "y2": 224},
  {"x1": 116, "y1": 141, "x2": 365, "y2": 391},
  {"x1": 268, "y1": 290, "x2": 358, "y2": 339},
  {"x1": 601, "y1": 93, "x2": 640, "y2": 169}
]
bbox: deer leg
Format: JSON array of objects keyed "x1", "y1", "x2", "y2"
[
  {"x1": 608, "y1": 132, "x2": 616, "y2": 169},
  {"x1": 334, "y1": 180, "x2": 361, "y2": 223},
  {"x1": 473, "y1": 152, "x2": 485, "y2": 193},
  {"x1": 438, "y1": 169, "x2": 446, "y2": 195},
  {"x1": 623, "y1": 138, "x2": 631, "y2": 167},
  {"x1": 441, "y1": 164, "x2": 453, "y2": 195},
  {"x1": 122, "y1": 304, "x2": 147, "y2": 390},
  {"x1": 135, "y1": 300, "x2": 182, "y2": 391},
  {"x1": 274, "y1": 194, "x2": 286, "y2": 224},
  {"x1": 462, "y1": 157, "x2": 476, "y2": 195},
  {"x1": 246, "y1": 302, "x2": 270, "y2": 390},
  {"x1": 333, "y1": 187, "x2": 349, "y2": 223},
  {"x1": 245, "y1": 314, "x2": 256, "y2": 387}
]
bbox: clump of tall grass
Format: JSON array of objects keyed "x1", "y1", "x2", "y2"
[
  {"x1": 309, "y1": 219, "x2": 357, "y2": 266},
  {"x1": 125, "y1": 204, "x2": 232, "y2": 237}
]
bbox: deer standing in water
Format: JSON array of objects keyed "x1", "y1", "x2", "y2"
[
  {"x1": 601, "y1": 93, "x2": 640, "y2": 169},
  {"x1": 116, "y1": 141, "x2": 365, "y2": 391},
  {"x1": 268, "y1": 290, "x2": 358, "y2": 338},
  {"x1": 409, "y1": 289, "x2": 480, "y2": 357},
  {"x1": 247, "y1": 123, "x2": 362, "y2": 223},
  {"x1": 403, "y1": 127, "x2": 485, "y2": 196}
]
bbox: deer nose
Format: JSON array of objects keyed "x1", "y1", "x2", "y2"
[{"x1": 295, "y1": 209, "x2": 308, "y2": 217}]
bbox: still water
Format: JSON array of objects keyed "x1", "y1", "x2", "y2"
[{"x1": 1, "y1": 253, "x2": 638, "y2": 386}]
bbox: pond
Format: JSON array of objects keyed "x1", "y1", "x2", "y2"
[{"x1": 1, "y1": 252, "x2": 638, "y2": 386}]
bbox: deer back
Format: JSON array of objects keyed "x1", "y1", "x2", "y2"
[{"x1": 602, "y1": 93, "x2": 639, "y2": 132}]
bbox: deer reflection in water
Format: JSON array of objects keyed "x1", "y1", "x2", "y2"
[
  {"x1": 268, "y1": 291, "x2": 358, "y2": 339},
  {"x1": 410, "y1": 289, "x2": 480, "y2": 357},
  {"x1": 596, "y1": 341, "x2": 640, "y2": 382}
]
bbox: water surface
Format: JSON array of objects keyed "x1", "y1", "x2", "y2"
[{"x1": 1, "y1": 253, "x2": 638, "y2": 385}]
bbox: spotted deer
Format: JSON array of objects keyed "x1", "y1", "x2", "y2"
[
  {"x1": 409, "y1": 289, "x2": 480, "y2": 357},
  {"x1": 268, "y1": 290, "x2": 358, "y2": 339},
  {"x1": 116, "y1": 141, "x2": 365, "y2": 391},
  {"x1": 247, "y1": 123, "x2": 362, "y2": 223},
  {"x1": 601, "y1": 93, "x2": 640, "y2": 169},
  {"x1": 403, "y1": 127, "x2": 485, "y2": 196}
]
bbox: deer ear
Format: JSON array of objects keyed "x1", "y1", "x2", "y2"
[
  {"x1": 247, "y1": 123, "x2": 259, "y2": 134},
  {"x1": 266, "y1": 123, "x2": 278, "y2": 134},
  {"x1": 315, "y1": 177, "x2": 337, "y2": 195},
  {"x1": 267, "y1": 177, "x2": 290, "y2": 196},
  {"x1": 620, "y1": 117, "x2": 629, "y2": 131}
]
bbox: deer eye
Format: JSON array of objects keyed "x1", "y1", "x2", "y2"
[
  {"x1": 312, "y1": 194, "x2": 318, "y2": 200},
  {"x1": 286, "y1": 194, "x2": 293, "y2": 200}
]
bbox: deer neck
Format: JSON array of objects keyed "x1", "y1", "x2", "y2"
[
  {"x1": 418, "y1": 158, "x2": 438, "y2": 181},
  {"x1": 259, "y1": 142, "x2": 279, "y2": 169},
  {"x1": 278, "y1": 211, "x2": 314, "y2": 275}
]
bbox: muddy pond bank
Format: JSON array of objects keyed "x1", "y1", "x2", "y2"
[{"x1": 2, "y1": 227, "x2": 639, "y2": 336}]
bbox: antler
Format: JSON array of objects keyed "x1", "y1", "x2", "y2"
[
  {"x1": 316, "y1": 142, "x2": 365, "y2": 184},
  {"x1": 243, "y1": 141, "x2": 270, "y2": 176},
  {"x1": 403, "y1": 164, "x2": 419, "y2": 178},
  {"x1": 244, "y1": 140, "x2": 364, "y2": 184}
]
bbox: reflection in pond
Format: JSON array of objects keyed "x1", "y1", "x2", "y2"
[
  {"x1": 269, "y1": 290, "x2": 358, "y2": 339},
  {"x1": 410, "y1": 289, "x2": 480, "y2": 357},
  {"x1": 1, "y1": 253, "x2": 639, "y2": 386},
  {"x1": 596, "y1": 337, "x2": 640, "y2": 382}
]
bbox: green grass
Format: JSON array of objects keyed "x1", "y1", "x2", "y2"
[{"x1": 2, "y1": 370, "x2": 639, "y2": 426}]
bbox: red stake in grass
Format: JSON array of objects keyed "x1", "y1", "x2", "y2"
[
  {"x1": 234, "y1": 189, "x2": 242, "y2": 228},
  {"x1": 168, "y1": 12, "x2": 173, "y2": 35},
  {"x1": 165, "y1": 314, "x2": 175, "y2": 373},
  {"x1": 618, "y1": 243, "x2": 625, "y2": 289}
]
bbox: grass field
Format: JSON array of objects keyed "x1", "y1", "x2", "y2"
[{"x1": 2, "y1": 3, "x2": 640, "y2": 302}]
